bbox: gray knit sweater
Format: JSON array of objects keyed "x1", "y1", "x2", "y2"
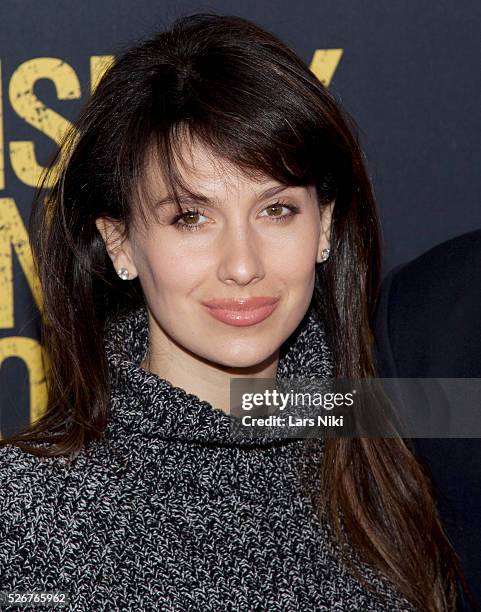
[{"x1": 0, "y1": 301, "x2": 416, "y2": 611}]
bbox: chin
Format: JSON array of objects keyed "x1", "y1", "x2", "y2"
[{"x1": 201, "y1": 339, "x2": 280, "y2": 370}]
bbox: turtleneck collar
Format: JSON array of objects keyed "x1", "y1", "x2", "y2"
[{"x1": 103, "y1": 299, "x2": 334, "y2": 445}]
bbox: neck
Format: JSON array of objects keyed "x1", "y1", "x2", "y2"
[{"x1": 140, "y1": 315, "x2": 279, "y2": 414}]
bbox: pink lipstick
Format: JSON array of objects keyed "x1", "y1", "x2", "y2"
[{"x1": 202, "y1": 297, "x2": 280, "y2": 327}]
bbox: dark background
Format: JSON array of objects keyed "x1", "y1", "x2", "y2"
[{"x1": 1, "y1": 0, "x2": 480, "y2": 430}]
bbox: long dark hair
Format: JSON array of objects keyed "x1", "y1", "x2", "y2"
[{"x1": 0, "y1": 13, "x2": 471, "y2": 611}]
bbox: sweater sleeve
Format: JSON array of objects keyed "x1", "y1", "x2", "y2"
[{"x1": 0, "y1": 444, "x2": 58, "y2": 589}]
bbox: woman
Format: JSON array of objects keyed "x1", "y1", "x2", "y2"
[{"x1": 0, "y1": 12, "x2": 467, "y2": 611}]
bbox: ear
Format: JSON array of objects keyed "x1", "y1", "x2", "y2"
[
  {"x1": 316, "y1": 200, "x2": 335, "y2": 263},
  {"x1": 95, "y1": 217, "x2": 138, "y2": 279}
]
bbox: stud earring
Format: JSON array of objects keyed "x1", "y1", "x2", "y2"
[
  {"x1": 117, "y1": 267, "x2": 130, "y2": 280},
  {"x1": 319, "y1": 248, "x2": 330, "y2": 263}
]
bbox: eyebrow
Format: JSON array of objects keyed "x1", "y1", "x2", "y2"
[{"x1": 154, "y1": 184, "x2": 291, "y2": 208}]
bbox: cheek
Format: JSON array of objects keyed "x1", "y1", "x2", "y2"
[
  {"x1": 136, "y1": 241, "x2": 207, "y2": 302},
  {"x1": 269, "y1": 224, "x2": 319, "y2": 283}
]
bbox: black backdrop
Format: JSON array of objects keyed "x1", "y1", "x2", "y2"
[{"x1": 1, "y1": 0, "x2": 480, "y2": 433}]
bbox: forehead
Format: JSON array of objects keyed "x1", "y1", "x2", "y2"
[{"x1": 143, "y1": 135, "x2": 276, "y2": 200}]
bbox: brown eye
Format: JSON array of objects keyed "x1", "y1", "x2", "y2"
[
  {"x1": 266, "y1": 204, "x2": 284, "y2": 216},
  {"x1": 183, "y1": 211, "x2": 200, "y2": 224},
  {"x1": 172, "y1": 207, "x2": 209, "y2": 232},
  {"x1": 258, "y1": 201, "x2": 300, "y2": 222}
]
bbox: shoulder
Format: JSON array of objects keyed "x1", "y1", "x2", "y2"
[
  {"x1": 0, "y1": 442, "x2": 73, "y2": 503},
  {"x1": 0, "y1": 444, "x2": 64, "y2": 542},
  {"x1": 375, "y1": 230, "x2": 481, "y2": 376},
  {"x1": 0, "y1": 439, "x2": 110, "y2": 521},
  {"x1": 0, "y1": 442, "x2": 57, "y2": 482},
  {"x1": 386, "y1": 229, "x2": 481, "y2": 306}
]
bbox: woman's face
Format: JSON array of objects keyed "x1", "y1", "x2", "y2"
[{"x1": 97, "y1": 139, "x2": 333, "y2": 368}]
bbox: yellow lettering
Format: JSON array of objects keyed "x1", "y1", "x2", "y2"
[
  {"x1": 309, "y1": 49, "x2": 344, "y2": 87},
  {"x1": 90, "y1": 55, "x2": 115, "y2": 93},
  {"x1": 0, "y1": 197, "x2": 43, "y2": 328},
  {"x1": 8, "y1": 58, "x2": 81, "y2": 188},
  {"x1": 0, "y1": 60, "x2": 4, "y2": 190},
  {"x1": 0, "y1": 336, "x2": 48, "y2": 433}
]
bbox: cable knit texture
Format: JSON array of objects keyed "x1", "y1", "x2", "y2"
[{"x1": 0, "y1": 300, "x2": 416, "y2": 611}]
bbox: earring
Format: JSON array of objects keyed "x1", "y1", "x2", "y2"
[
  {"x1": 319, "y1": 248, "x2": 330, "y2": 263},
  {"x1": 117, "y1": 267, "x2": 130, "y2": 280}
]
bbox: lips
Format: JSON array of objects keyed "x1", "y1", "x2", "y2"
[{"x1": 202, "y1": 297, "x2": 280, "y2": 327}]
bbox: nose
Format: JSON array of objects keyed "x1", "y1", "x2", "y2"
[{"x1": 217, "y1": 223, "x2": 265, "y2": 286}]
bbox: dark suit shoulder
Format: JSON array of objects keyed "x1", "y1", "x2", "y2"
[
  {"x1": 392, "y1": 229, "x2": 481, "y2": 301},
  {"x1": 375, "y1": 232, "x2": 481, "y2": 609},
  {"x1": 377, "y1": 230, "x2": 481, "y2": 377}
]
